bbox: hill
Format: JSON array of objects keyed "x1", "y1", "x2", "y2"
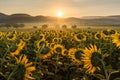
[{"x1": 0, "y1": 13, "x2": 120, "y2": 26}]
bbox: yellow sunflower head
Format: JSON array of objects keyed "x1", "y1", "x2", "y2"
[
  {"x1": 0, "y1": 32, "x2": 3, "y2": 40},
  {"x1": 36, "y1": 39, "x2": 47, "y2": 49},
  {"x1": 111, "y1": 33, "x2": 120, "y2": 48},
  {"x1": 17, "y1": 41, "x2": 26, "y2": 51},
  {"x1": 22, "y1": 32, "x2": 31, "y2": 41},
  {"x1": 6, "y1": 32, "x2": 17, "y2": 41},
  {"x1": 94, "y1": 32, "x2": 102, "y2": 40},
  {"x1": 49, "y1": 43, "x2": 55, "y2": 49},
  {"x1": 52, "y1": 38, "x2": 59, "y2": 43},
  {"x1": 15, "y1": 54, "x2": 35, "y2": 80},
  {"x1": 61, "y1": 49, "x2": 69, "y2": 56},
  {"x1": 10, "y1": 40, "x2": 26, "y2": 57},
  {"x1": 0, "y1": 32, "x2": 3, "y2": 36},
  {"x1": 82, "y1": 44, "x2": 102, "y2": 74},
  {"x1": 74, "y1": 33, "x2": 86, "y2": 42},
  {"x1": 102, "y1": 28, "x2": 117, "y2": 38},
  {"x1": 53, "y1": 44, "x2": 65, "y2": 54},
  {"x1": 68, "y1": 48, "x2": 83, "y2": 64},
  {"x1": 39, "y1": 45, "x2": 52, "y2": 59},
  {"x1": 9, "y1": 44, "x2": 19, "y2": 56},
  {"x1": 39, "y1": 33, "x2": 45, "y2": 40},
  {"x1": 16, "y1": 39, "x2": 24, "y2": 47}
]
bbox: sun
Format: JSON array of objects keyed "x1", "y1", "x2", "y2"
[{"x1": 57, "y1": 11, "x2": 63, "y2": 18}]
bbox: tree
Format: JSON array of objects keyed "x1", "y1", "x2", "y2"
[
  {"x1": 62, "y1": 24, "x2": 67, "y2": 29},
  {"x1": 71, "y1": 25, "x2": 77, "y2": 29},
  {"x1": 42, "y1": 24, "x2": 48, "y2": 29}
]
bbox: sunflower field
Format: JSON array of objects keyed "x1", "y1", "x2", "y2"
[{"x1": 0, "y1": 28, "x2": 120, "y2": 80}]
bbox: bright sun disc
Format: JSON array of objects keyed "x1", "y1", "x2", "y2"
[{"x1": 57, "y1": 11, "x2": 63, "y2": 18}]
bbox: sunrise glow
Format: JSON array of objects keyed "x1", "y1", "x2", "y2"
[{"x1": 57, "y1": 11, "x2": 63, "y2": 18}]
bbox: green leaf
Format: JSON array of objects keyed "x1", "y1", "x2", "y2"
[
  {"x1": 114, "y1": 77, "x2": 120, "y2": 80},
  {"x1": 93, "y1": 74, "x2": 105, "y2": 79},
  {"x1": 105, "y1": 65, "x2": 112, "y2": 70},
  {"x1": 46, "y1": 72, "x2": 54, "y2": 75},
  {"x1": 103, "y1": 53, "x2": 110, "y2": 57}
]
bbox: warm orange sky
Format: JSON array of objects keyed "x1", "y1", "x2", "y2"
[{"x1": 0, "y1": 0, "x2": 120, "y2": 18}]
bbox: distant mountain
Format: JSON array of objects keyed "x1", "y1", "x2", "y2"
[
  {"x1": 0, "y1": 12, "x2": 120, "y2": 26},
  {"x1": 0, "y1": 13, "x2": 8, "y2": 21},
  {"x1": 80, "y1": 16, "x2": 105, "y2": 19}
]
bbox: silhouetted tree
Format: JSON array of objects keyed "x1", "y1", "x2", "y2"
[
  {"x1": 5, "y1": 24, "x2": 11, "y2": 29},
  {"x1": 62, "y1": 25, "x2": 67, "y2": 29},
  {"x1": 33, "y1": 26, "x2": 37, "y2": 29},
  {"x1": 42, "y1": 24, "x2": 48, "y2": 29},
  {"x1": 13, "y1": 24, "x2": 25, "y2": 28},
  {"x1": 13, "y1": 24, "x2": 19, "y2": 28},
  {"x1": 71, "y1": 25, "x2": 77, "y2": 29},
  {"x1": 19, "y1": 24, "x2": 25, "y2": 28}
]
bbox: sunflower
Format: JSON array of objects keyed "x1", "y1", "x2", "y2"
[
  {"x1": 102, "y1": 28, "x2": 117, "y2": 38},
  {"x1": 61, "y1": 49, "x2": 69, "y2": 56},
  {"x1": 17, "y1": 40, "x2": 25, "y2": 47},
  {"x1": 10, "y1": 40, "x2": 26, "y2": 56},
  {"x1": 0, "y1": 32, "x2": 3, "y2": 40},
  {"x1": 10, "y1": 49, "x2": 20, "y2": 56},
  {"x1": 82, "y1": 44, "x2": 102, "y2": 74},
  {"x1": 36, "y1": 39, "x2": 47, "y2": 49},
  {"x1": 15, "y1": 54, "x2": 35, "y2": 80},
  {"x1": 0, "y1": 32, "x2": 3, "y2": 36},
  {"x1": 74, "y1": 33, "x2": 86, "y2": 42},
  {"x1": 68, "y1": 48, "x2": 83, "y2": 64},
  {"x1": 9, "y1": 43, "x2": 19, "y2": 56},
  {"x1": 52, "y1": 38, "x2": 59, "y2": 43},
  {"x1": 94, "y1": 32, "x2": 105, "y2": 40},
  {"x1": 6, "y1": 32, "x2": 17, "y2": 41},
  {"x1": 39, "y1": 33, "x2": 45, "y2": 40},
  {"x1": 49, "y1": 43, "x2": 55, "y2": 49},
  {"x1": 94, "y1": 32, "x2": 102, "y2": 40},
  {"x1": 53, "y1": 44, "x2": 65, "y2": 54},
  {"x1": 38, "y1": 44, "x2": 53, "y2": 59},
  {"x1": 22, "y1": 32, "x2": 31, "y2": 41},
  {"x1": 17, "y1": 41, "x2": 26, "y2": 51},
  {"x1": 111, "y1": 33, "x2": 120, "y2": 48}
]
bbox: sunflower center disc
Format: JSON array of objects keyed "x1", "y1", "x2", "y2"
[
  {"x1": 110, "y1": 30, "x2": 115, "y2": 34},
  {"x1": 103, "y1": 30, "x2": 109, "y2": 35},
  {"x1": 77, "y1": 34, "x2": 84, "y2": 39},
  {"x1": 75, "y1": 50, "x2": 82, "y2": 60},
  {"x1": 91, "y1": 52, "x2": 102, "y2": 67},
  {"x1": 56, "y1": 47, "x2": 62, "y2": 52},
  {"x1": 96, "y1": 34, "x2": 101, "y2": 38},
  {"x1": 40, "y1": 46, "x2": 50, "y2": 54}
]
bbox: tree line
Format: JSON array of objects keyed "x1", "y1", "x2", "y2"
[{"x1": 0, "y1": 23, "x2": 25, "y2": 28}]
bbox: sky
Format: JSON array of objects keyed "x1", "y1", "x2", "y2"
[{"x1": 0, "y1": 0, "x2": 120, "y2": 17}]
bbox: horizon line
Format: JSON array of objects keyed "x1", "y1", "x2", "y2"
[{"x1": 0, "y1": 12, "x2": 120, "y2": 18}]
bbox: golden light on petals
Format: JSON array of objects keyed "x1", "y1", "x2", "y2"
[
  {"x1": 15, "y1": 54, "x2": 35, "y2": 80},
  {"x1": 82, "y1": 44, "x2": 102, "y2": 74}
]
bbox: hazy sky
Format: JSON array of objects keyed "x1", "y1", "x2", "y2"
[{"x1": 0, "y1": 0, "x2": 120, "y2": 17}]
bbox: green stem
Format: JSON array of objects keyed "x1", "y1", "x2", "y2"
[
  {"x1": 0, "y1": 47, "x2": 10, "y2": 71},
  {"x1": 100, "y1": 58, "x2": 109, "y2": 80},
  {"x1": 7, "y1": 65, "x2": 18, "y2": 80},
  {"x1": 35, "y1": 43, "x2": 44, "y2": 66},
  {"x1": 54, "y1": 53, "x2": 59, "y2": 80}
]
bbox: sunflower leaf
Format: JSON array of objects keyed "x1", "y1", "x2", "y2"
[
  {"x1": 108, "y1": 69, "x2": 120, "y2": 75},
  {"x1": 114, "y1": 77, "x2": 120, "y2": 80},
  {"x1": 93, "y1": 74, "x2": 105, "y2": 79},
  {"x1": 103, "y1": 53, "x2": 110, "y2": 57},
  {"x1": 105, "y1": 65, "x2": 112, "y2": 69}
]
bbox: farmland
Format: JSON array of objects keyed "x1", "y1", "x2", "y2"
[{"x1": 0, "y1": 25, "x2": 120, "y2": 80}]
